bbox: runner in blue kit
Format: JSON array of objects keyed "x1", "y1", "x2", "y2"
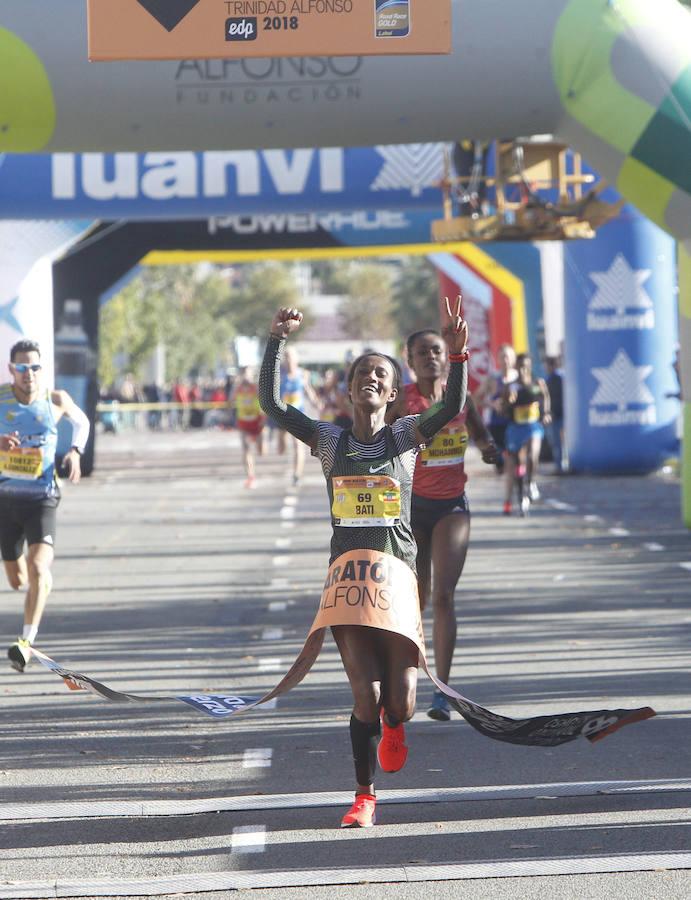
[
  {"x1": 278, "y1": 346, "x2": 319, "y2": 486},
  {"x1": 259, "y1": 299, "x2": 469, "y2": 828},
  {"x1": 503, "y1": 353, "x2": 551, "y2": 516},
  {"x1": 0, "y1": 340, "x2": 90, "y2": 671}
]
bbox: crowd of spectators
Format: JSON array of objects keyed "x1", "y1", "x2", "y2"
[{"x1": 98, "y1": 373, "x2": 233, "y2": 433}]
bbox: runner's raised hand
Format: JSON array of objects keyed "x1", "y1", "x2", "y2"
[
  {"x1": 440, "y1": 295, "x2": 468, "y2": 355},
  {"x1": 270, "y1": 307, "x2": 303, "y2": 339}
]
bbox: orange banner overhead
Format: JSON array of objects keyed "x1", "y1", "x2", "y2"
[{"x1": 87, "y1": 0, "x2": 452, "y2": 61}]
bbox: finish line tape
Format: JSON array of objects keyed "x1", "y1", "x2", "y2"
[{"x1": 33, "y1": 550, "x2": 655, "y2": 746}]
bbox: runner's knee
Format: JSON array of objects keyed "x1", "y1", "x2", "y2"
[
  {"x1": 385, "y1": 677, "x2": 416, "y2": 723},
  {"x1": 385, "y1": 696, "x2": 415, "y2": 724},
  {"x1": 432, "y1": 589, "x2": 456, "y2": 612},
  {"x1": 27, "y1": 557, "x2": 52, "y2": 582},
  {"x1": 351, "y1": 683, "x2": 381, "y2": 721}
]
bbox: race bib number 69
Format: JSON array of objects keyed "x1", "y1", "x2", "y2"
[{"x1": 332, "y1": 475, "x2": 401, "y2": 527}]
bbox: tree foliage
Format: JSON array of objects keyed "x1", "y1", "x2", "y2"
[
  {"x1": 99, "y1": 265, "x2": 234, "y2": 386},
  {"x1": 225, "y1": 262, "x2": 301, "y2": 338},
  {"x1": 392, "y1": 256, "x2": 441, "y2": 337},
  {"x1": 310, "y1": 259, "x2": 352, "y2": 294},
  {"x1": 98, "y1": 256, "x2": 445, "y2": 386},
  {"x1": 99, "y1": 262, "x2": 304, "y2": 386},
  {"x1": 339, "y1": 264, "x2": 395, "y2": 340}
]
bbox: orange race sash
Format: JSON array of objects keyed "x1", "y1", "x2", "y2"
[{"x1": 33, "y1": 550, "x2": 655, "y2": 745}]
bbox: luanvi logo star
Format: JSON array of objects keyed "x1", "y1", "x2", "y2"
[
  {"x1": 589, "y1": 254, "x2": 653, "y2": 316},
  {"x1": 370, "y1": 144, "x2": 447, "y2": 197},
  {"x1": 590, "y1": 349, "x2": 654, "y2": 413},
  {"x1": 136, "y1": 0, "x2": 201, "y2": 32}
]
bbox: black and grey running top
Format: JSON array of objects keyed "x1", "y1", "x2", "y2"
[
  {"x1": 259, "y1": 335, "x2": 467, "y2": 572},
  {"x1": 321, "y1": 421, "x2": 419, "y2": 569}
]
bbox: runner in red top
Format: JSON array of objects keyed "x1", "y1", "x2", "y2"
[
  {"x1": 388, "y1": 329, "x2": 499, "y2": 721},
  {"x1": 230, "y1": 367, "x2": 266, "y2": 489}
]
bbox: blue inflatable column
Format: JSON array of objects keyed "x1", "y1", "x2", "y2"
[{"x1": 564, "y1": 210, "x2": 678, "y2": 473}]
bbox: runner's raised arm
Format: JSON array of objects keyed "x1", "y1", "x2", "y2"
[{"x1": 258, "y1": 307, "x2": 319, "y2": 451}]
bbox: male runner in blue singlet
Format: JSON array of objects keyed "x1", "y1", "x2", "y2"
[{"x1": 0, "y1": 340, "x2": 90, "y2": 671}]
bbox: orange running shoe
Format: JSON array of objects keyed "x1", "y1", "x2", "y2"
[
  {"x1": 377, "y1": 714, "x2": 408, "y2": 773},
  {"x1": 340, "y1": 793, "x2": 376, "y2": 828}
]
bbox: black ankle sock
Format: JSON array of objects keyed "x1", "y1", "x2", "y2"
[{"x1": 349, "y1": 714, "x2": 381, "y2": 787}]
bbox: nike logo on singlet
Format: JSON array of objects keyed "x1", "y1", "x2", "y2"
[{"x1": 368, "y1": 463, "x2": 389, "y2": 474}]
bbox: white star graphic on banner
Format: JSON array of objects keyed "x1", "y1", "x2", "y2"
[
  {"x1": 370, "y1": 144, "x2": 447, "y2": 197},
  {"x1": 589, "y1": 254, "x2": 653, "y2": 315},
  {"x1": 591, "y1": 349, "x2": 654, "y2": 413}
]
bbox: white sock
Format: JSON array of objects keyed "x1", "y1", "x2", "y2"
[{"x1": 22, "y1": 625, "x2": 38, "y2": 644}]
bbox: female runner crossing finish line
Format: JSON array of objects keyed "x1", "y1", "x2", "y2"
[
  {"x1": 31, "y1": 297, "x2": 655, "y2": 830},
  {"x1": 256, "y1": 300, "x2": 654, "y2": 829}
]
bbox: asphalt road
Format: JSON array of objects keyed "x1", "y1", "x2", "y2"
[{"x1": 0, "y1": 428, "x2": 689, "y2": 900}]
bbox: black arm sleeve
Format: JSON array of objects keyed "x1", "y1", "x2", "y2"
[
  {"x1": 258, "y1": 335, "x2": 318, "y2": 444},
  {"x1": 417, "y1": 360, "x2": 468, "y2": 441}
]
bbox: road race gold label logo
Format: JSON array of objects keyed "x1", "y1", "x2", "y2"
[
  {"x1": 87, "y1": 0, "x2": 451, "y2": 60},
  {"x1": 136, "y1": 0, "x2": 201, "y2": 32},
  {"x1": 375, "y1": 0, "x2": 410, "y2": 38}
]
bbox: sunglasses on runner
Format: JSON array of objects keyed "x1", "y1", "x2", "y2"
[{"x1": 11, "y1": 363, "x2": 42, "y2": 373}]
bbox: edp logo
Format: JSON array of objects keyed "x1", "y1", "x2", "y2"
[{"x1": 226, "y1": 16, "x2": 257, "y2": 41}]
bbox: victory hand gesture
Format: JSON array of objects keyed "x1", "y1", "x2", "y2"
[
  {"x1": 440, "y1": 294, "x2": 469, "y2": 355},
  {"x1": 270, "y1": 307, "x2": 304, "y2": 339}
]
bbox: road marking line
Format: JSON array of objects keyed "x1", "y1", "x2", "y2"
[
  {"x1": 404, "y1": 854, "x2": 691, "y2": 883},
  {"x1": 545, "y1": 499, "x2": 577, "y2": 511},
  {"x1": 2, "y1": 779, "x2": 689, "y2": 822},
  {"x1": 284, "y1": 496, "x2": 298, "y2": 506},
  {"x1": 262, "y1": 627, "x2": 284, "y2": 641},
  {"x1": 258, "y1": 657, "x2": 281, "y2": 673},
  {"x1": 242, "y1": 749, "x2": 273, "y2": 769},
  {"x1": 643, "y1": 542, "x2": 665, "y2": 551},
  {"x1": 268, "y1": 601, "x2": 287, "y2": 612},
  {"x1": 680, "y1": 562, "x2": 691, "y2": 571},
  {"x1": 270, "y1": 577, "x2": 289, "y2": 588},
  {"x1": 281, "y1": 521, "x2": 295, "y2": 529},
  {"x1": 280, "y1": 506, "x2": 295, "y2": 519},
  {"x1": 3, "y1": 853, "x2": 690, "y2": 897},
  {"x1": 608, "y1": 527, "x2": 630, "y2": 537},
  {"x1": 231, "y1": 825, "x2": 267, "y2": 854},
  {"x1": 275, "y1": 537, "x2": 292, "y2": 549},
  {"x1": 584, "y1": 514, "x2": 603, "y2": 523},
  {"x1": 272, "y1": 556, "x2": 290, "y2": 567}
]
